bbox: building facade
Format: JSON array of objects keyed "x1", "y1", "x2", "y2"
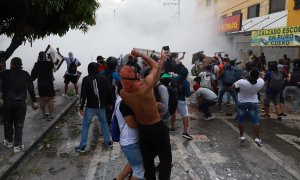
[{"x1": 198, "y1": 0, "x2": 300, "y2": 67}]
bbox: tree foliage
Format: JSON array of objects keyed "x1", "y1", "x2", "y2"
[{"x1": 0, "y1": 0, "x2": 99, "y2": 61}]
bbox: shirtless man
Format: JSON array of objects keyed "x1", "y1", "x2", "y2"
[{"x1": 120, "y1": 48, "x2": 172, "y2": 180}]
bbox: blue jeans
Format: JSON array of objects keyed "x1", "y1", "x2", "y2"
[
  {"x1": 121, "y1": 142, "x2": 145, "y2": 179},
  {"x1": 237, "y1": 102, "x2": 259, "y2": 125},
  {"x1": 218, "y1": 86, "x2": 238, "y2": 105},
  {"x1": 79, "y1": 107, "x2": 111, "y2": 148}
]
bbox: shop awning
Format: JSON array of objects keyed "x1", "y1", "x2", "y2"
[{"x1": 227, "y1": 10, "x2": 287, "y2": 35}]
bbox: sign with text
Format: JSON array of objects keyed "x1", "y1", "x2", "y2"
[
  {"x1": 219, "y1": 14, "x2": 242, "y2": 33},
  {"x1": 251, "y1": 25, "x2": 300, "y2": 46}
]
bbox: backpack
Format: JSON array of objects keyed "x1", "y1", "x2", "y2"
[
  {"x1": 223, "y1": 66, "x2": 242, "y2": 86},
  {"x1": 170, "y1": 79, "x2": 183, "y2": 100},
  {"x1": 111, "y1": 101, "x2": 125, "y2": 142},
  {"x1": 200, "y1": 72, "x2": 212, "y2": 89},
  {"x1": 68, "y1": 59, "x2": 77, "y2": 74},
  {"x1": 154, "y1": 81, "x2": 179, "y2": 115},
  {"x1": 223, "y1": 69, "x2": 236, "y2": 86},
  {"x1": 268, "y1": 72, "x2": 283, "y2": 91},
  {"x1": 166, "y1": 85, "x2": 178, "y2": 115},
  {"x1": 153, "y1": 83, "x2": 162, "y2": 102}
]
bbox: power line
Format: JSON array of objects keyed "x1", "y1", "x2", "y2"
[{"x1": 163, "y1": 0, "x2": 180, "y2": 24}]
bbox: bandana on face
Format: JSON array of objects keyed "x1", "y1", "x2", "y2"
[{"x1": 120, "y1": 66, "x2": 142, "y2": 92}]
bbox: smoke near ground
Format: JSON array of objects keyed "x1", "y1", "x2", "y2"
[{"x1": 0, "y1": 0, "x2": 231, "y2": 83}]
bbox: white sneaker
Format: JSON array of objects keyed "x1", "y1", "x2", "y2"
[
  {"x1": 3, "y1": 139, "x2": 13, "y2": 148},
  {"x1": 239, "y1": 136, "x2": 245, "y2": 143},
  {"x1": 255, "y1": 138, "x2": 262, "y2": 147},
  {"x1": 205, "y1": 116, "x2": 213, "y2": 121},
  {"x1": 62, "y1": 93, "x2": 67, "y2": 97},
  {"x1": 14, "y1": 145, "x2": 24, "y2": 153}
]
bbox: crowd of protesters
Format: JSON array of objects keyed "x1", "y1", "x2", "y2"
[{"x1": 1, "y1": 46, "x2": 300, "y2": 179}]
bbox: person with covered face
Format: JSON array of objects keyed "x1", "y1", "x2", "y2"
[
  {"x1": 57, "y1": 48, "x2": 81, "y2": 96},
  {"x1": 119, "y1": 48, "x2": 172, "y2": 180}
]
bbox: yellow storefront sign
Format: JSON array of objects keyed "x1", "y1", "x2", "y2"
[{"x1": 251, "y1": 25, "x2": 300, "y2": 47}]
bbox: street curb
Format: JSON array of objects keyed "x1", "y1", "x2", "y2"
[{"x1": 0, "y1": 97, "x2": 78, "y2": 180}]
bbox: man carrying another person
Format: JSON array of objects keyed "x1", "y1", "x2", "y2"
[{"x1": 119, "y1": 48, "x2": 172, "y2": 180}]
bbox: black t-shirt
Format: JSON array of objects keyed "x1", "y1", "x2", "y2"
[{"x1": 119, "y1": 100, "x2": 134, "y2": 118}]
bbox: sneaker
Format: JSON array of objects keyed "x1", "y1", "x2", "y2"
[
  {"x1": 239, "y1": 136, "x2": 245, "y2": 144},
  {"x1": 62, "y1": 93, "x2": 67, "y2": 97},
  {"x1": 205, "y1": 116, "x2": 213, "y2": 121},
  {"x1": 279, "y1": 113, "x2": 287, "y2": 116},
  {"x1": 47, "y1": 114, "x2": 54, "y2": 121},
  {"x1": 3, "y1": 139, "x2": 13, "y2": 148},
  {"x1": 43, "y1": 113, "x2": 49, "y2": 119},
  {"x1": 255, "y1": 138, "x2": 262, "y2": 147},
  {"x1": 102, "y1": 142, "x2": 113, "y2": 148},
  {"x1": 14, "y1": 145, "x2": 24, "y2": 153},
  {"x1": 277, "y1": 115, "x2": 282, "y2": 121},
  {"x1": 182, "y1": 132, "x2": 193, "y2": 140},
  {"x1": 170, "y1": 128, "x2": 175, "y2": 133},
  {"x1": 75, "y1": 146, "x2": 86, "y2": 153}
]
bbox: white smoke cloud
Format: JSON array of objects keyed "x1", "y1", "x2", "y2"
[{"x1": 0, "y1": 0, "x2": 231, "y2": 82}]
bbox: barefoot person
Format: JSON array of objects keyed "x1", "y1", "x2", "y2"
[{"x1": 119, "y1": 48, "x2": 172, "y2": 180}]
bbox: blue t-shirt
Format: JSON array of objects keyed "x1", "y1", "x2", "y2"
[{"x1": 98, "y1": 70, "x2": 121, "y2": 85}]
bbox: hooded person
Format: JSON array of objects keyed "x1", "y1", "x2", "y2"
[
  {"x1": 170, "y1": 67, "x2": 193, "y2": 139},
  {"x1": 0, "y1": 57, "x2": 37, "y2": 153},
  {"x1": 56, "y1": 48, "x2": 81, "y2": 96},
  {"x1": 31, "y1": 51, "x2": 55, "y2": 121},
  {"x1": 75, "y1": 62, "x2": 113, "y2": 152}
]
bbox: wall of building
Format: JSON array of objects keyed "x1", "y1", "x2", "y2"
[{"x1": 287, "y1": 0, "x2": 300, "y2": 26}]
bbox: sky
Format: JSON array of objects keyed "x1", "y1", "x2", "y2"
[{"x1": 0, "y1": 0, "x2": 231, "y2": 83}]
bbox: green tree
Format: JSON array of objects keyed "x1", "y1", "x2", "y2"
[{"x1": 0, "y1": 0, "x2": 99, "y2": 61}]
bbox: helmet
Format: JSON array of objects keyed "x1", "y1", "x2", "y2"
[{"x1": 106, "y1": 56, "x2": 118, "y2": 70}]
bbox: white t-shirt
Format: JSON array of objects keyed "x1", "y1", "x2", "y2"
[
  {"x1": 195, "y1": 88, "x2": 218, "y2": 102},
  {"x1": 199, "y1": 71, "x2": 216, "y2": 90},
  {"x1": 115, "y1": 96, "x2": 139, "y2": 147},
  {"x1": 64, "y1": 57, "x2": 80, "y2": 76},
  {"x1": 234, "y1": 78, "x2": 264, "y2": 103}
]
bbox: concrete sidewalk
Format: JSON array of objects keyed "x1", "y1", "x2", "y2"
[{"x1": 0, "y1": 95, "x2": 78, "y2": 179}]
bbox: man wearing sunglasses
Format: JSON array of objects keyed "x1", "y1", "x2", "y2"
[{"x1": 119, "y1": 48, "x2": 172, "y2": 180}]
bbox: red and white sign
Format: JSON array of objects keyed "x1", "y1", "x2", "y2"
[{"x1": 219, "y1": 14, "x2": 242, "y2": 33}]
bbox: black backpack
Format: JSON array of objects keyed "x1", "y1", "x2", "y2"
[
  {"x1": 68, "y1": 59, "x2": 77, "y2": 74},
  {"x1": 154, "y1": 82, "x2": 179, "y2": 115},
  {"x1": 268, "y1": 72, "x2": 283, "y2": 92}
]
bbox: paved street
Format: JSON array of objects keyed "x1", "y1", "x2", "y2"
[{"x1": 5, "y1": 93, "x2": 300, "y2": 180}]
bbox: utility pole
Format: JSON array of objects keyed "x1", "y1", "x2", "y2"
[{"x1": 163, "y1": 0, "x2": 180, "y2": 24}]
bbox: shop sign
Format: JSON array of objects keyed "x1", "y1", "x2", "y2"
[
  {"x1": 219, "y1": 14, "x2": 242, "y2": 33},
  {"x1": 251, "y1": 25, "x2": 300, "y2": 46}
]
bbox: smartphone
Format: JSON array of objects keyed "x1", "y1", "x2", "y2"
[{"x1": 162, "y1": 46, "x2": 170, "y2": 52}]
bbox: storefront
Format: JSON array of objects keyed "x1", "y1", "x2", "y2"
[
  {"x1": 251, "y1": 25, "x2": 300, "y2": 68},
  {"x1": 220, "y1": 10, "x2": 299, "y2": 66}
]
